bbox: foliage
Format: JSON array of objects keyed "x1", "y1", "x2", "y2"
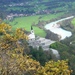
[
  {"x1": 0, "y1": 51, "x2": 41, "y2": 75},
  {"x1": 50, "y1": 42, "x2": 69, "y2": 52},
  {"x1": 0, "y1": 22, "x2": 29, "y2": 54},
  {"x1": 71, "y1": 18, "x2": 75, "y2": 26},
  {"x1": 36, "y1": 60, "x2": 72, "y2": 75},
  {"x1": 50, "y1": 39, "x2": 75, "y2": 75},
  {"x1": 29, "y1": 46, "x2": 51, "y2": 65},
  {"x1": 60, "y1": 35, "x2": 75, "y2": 75},
  {"x1": 0, "y1": 23, "x2": 11, "y2": 35},
  {"x1": 0, "y1": 23, "x2": 41, "y2": 75},
  {"x1": 0, "y1": 23, "x2": 72, "y2": 75},
  {"x1": 45, "y1": 30, "x2": 59, "y2": 41}
]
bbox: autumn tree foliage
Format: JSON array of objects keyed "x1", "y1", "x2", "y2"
[
  {"x1": 36, "y1": 60, "x2": 72, "y2": 75},
  {"x1": 0, "y1": 23, "x2": 72, "y2": 75},
  {"x1": 0, "y1": 23, "x2": 11, "y2": 35},
  {"x1": 0, "y1": 52, "x2": 41, "y2": 75},
  {"x1": 0, "y1": 22, "x2": 41, "y2": 75}
]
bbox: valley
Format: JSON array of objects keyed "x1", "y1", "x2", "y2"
[{"x1": 0, "y1": 0, "x2": 75, "y2": 75}]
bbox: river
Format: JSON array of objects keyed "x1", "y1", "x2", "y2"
[
  {"x1": 45, "y1": 16, "x2": 74, "y2": 59},
  {"x1": 45, "y1": 16, "x2": 74, "y2": 40}
]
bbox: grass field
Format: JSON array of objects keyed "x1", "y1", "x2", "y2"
[
  {"x1": 71, "y1": 18, "x2": 75, "y2": 25},
  {"x1": 40, "y1": 13, "x2": 64, "y2": 21},
  {"x1": 7, "y1": 12, "x2": 64, "y2": 37}
]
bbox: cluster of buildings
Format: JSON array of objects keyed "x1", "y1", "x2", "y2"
[
  {"x1": 28, "y1": 26, "x2": 60, "y2": 59},
  {"x1": 28, "y1": 26, "x2": 55, "y2": 51},
  {"x1": 6, "y1": 13, "x2": 28, "y2": 20}
]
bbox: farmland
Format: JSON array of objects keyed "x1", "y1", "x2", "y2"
[{"x1": 7, "y1": 12, "x2": 64, "y2": 37}]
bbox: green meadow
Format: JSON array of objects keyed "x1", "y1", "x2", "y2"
[
  {"x1": 39, "y1": 13, "x2": 64, "y2": 21},
  {"x1": 7, "y1": 12, "x2": 64, "y2": 37},
  {"x1": 71, "y1": 18, "x2": 75, "y2": 26}
]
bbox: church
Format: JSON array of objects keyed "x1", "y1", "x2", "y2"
[{"x1": 28, "y1": 26, "x2": 55, "y2": 51}]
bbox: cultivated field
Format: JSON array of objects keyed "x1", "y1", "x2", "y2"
[{"x1": 7, "y1": 12, "x2": 64, "y2": 37}]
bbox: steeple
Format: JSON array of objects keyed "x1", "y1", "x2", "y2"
[
  {"x1": 31, "y1": 26, "x2": 34, "y2": 34},
  {"x1": 28, "y1": 26, "x2": 35, "y2": 39},
  {"x1": 31, "y1": 26, "x2": 33, "y2": 30}
]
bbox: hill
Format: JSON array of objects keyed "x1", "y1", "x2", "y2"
[{"x1": 0, "y1": 0, "x2": 75, "y2": 16}]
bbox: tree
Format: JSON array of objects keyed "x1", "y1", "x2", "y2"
[
  {"x1": 36, "y1": 60, "x2": 72, "y2": 75},
  {"x1": 0, "y1": 23, "x2": 11, "y2": 35},
  {"x1": 29, "y1": 46, "x2": 52, "y2": 66},
  {"x1": 0, "y1": 23, "x2": 41, "y2": 75}
]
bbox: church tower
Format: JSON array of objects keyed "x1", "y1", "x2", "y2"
[
  {"x1": 28, "y1": 26, "x2": 35, "y2": 40},
  {"x1": 31, "y1": 26, "x2": 34, "y2": 34}
]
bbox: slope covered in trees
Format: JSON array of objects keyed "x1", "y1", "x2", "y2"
[
  {"x1": 1, "y1": 0, "x2": 75, "y2": 19},
  {"x1": 0, "y1": 22, "x2": 71, "y2": 75}
]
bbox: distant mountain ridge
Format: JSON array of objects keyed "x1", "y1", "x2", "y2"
[
  {"x1": 0, "y1": 0, "x2": 75, "y2": 4},
  {"x1": 0, "y1": 0, "x2": 32, "y2": 4},
  {"x1": 0, "y1": 0, "x2": 75, "y2": 19}
]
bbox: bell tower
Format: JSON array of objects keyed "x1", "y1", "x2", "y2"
[{"x1": 31, "y1": 26, "x2": 34, "y2": 34}]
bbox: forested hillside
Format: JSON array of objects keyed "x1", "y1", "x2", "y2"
[
  {"x1": 0, "y1": 22, "x2": 72, "y2": 75},
  {"x1": 0, "y1": 0, "x2": 75, "y2": 17}
]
